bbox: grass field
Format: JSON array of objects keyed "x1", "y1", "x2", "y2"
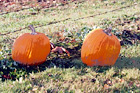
[{"x1": 0, "y1": 0, "x2": 140, "y2": 92}]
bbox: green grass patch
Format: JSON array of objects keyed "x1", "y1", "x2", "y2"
[{"x1": 0, "y1": 0, "x2": 140, "y2": 92}]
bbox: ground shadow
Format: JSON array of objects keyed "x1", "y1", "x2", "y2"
[
  {"x1": 1, "y1": 40, "x2": 140, "y2": 81},
  {"x1": 1, "y1": 54, "x2": 140, "y2": 81},
  {"x1": 115, "y1": 56, "x2": 140, "y2": 69}
]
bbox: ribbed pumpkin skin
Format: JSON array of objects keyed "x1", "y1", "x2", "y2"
[
  {"x1": 81, "y1": 29, "x2": 121, "y2": 66},
  {"x1": 12, "y1": 32, "x2": 50, "y2": 66}
]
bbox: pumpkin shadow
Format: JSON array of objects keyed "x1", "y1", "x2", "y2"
[
  {"x1": 114, "y1": 56, "x2": 140, "y2": 69},
  {"x1": 1, "y1": 54, "x2": 140, "y2": 81},
  {"x1": 0, "y1": 56, "x2": 111, "y2": 81}
]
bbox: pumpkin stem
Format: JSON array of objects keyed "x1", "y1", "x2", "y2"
[
  {"x1": 103, "y1": 27, "x2": 112, "y2": 36},
  {"x1": 29, "y1": 25, "x2": 37, "y2": 35}
]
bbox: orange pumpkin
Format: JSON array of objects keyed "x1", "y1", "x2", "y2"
[
  {"x1": 81, "y1": 28, "x2": 121, "y2": 66},
  {"x1": 12, "y1": 25, "x2": 50, "y2": 66}
]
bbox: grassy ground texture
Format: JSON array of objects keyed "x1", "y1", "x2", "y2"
[{"x1": 0, "y1": 0, "x2": 140, "y2": 92}]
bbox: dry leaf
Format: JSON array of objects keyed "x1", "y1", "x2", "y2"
[
  {"x1": 51, "y1": 46, "x2": 70, "y2": 56},
  {"x1": 136, "y1": 83, "x2": 140, "y2": 88},
  {"x1": 118, "y1": 78, "x2": 125, "y2": 83},
  {"x1": 104, "y1": 84, "x2": 109, "y2": 89},
  {"x1": 50, "y1": 42, "x2": 55, "y2": 49},
  {"x1": 128, "y1": 81, "x2": 134, "y2": 87}
]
